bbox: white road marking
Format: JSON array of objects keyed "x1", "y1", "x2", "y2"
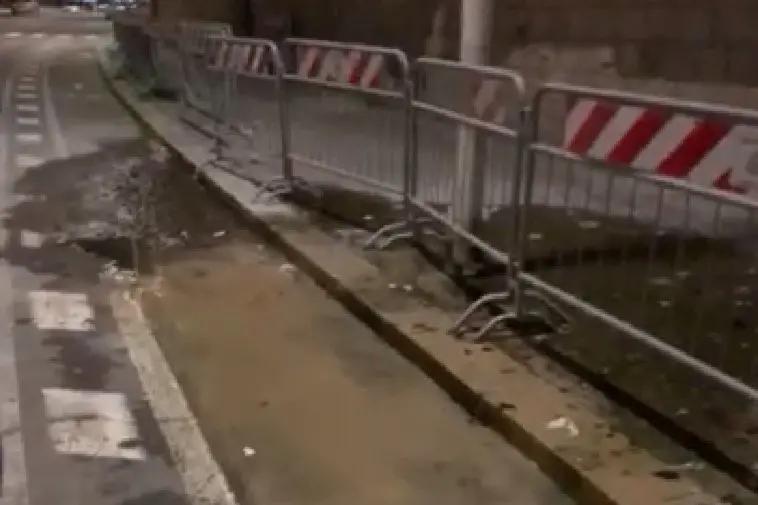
[
  {"x1": 42, "y1": 388, "x2": 146, "y2": 461},
  {"x1": 20, "y1": 76, "x2": 35, "y2": 83},
  {"x1": 15, "y1": 92, "x2": 37, "y2": 100},
  {"x1": 16, "y1": 154, "x2": 44, "y2": 169},
  {"x1": 5, "y1": 32, "x2": 21, "y2": 38},
  {"x1": 0, "y1": 72, "x2": 29, "y2": 505},
  {"x1": 28, "y1": 291, "x2": 95, "y2": 331},
  {"x1": 84, "y1": 35, "x2": 98, "y2": 41},
  {"x1": 19, "y1": 230, "x2": 45, "y2": 249},
  {"x1": 16, "y1": 116, "x2": 40, "y2": 126},
  {"x1": 17, "y1": 84, "x2": 36, "y2": 92},
  {"x1": 15, "y1": 133, "x2": 43, "y2": 144},
  {"x1": 16, "y1": 103, "x2": 39, "y2": 113},
  {"x1": 41, "y1": 63, "x2": 68, "y2": 159},
  {"x1": 30, "y1": 33, "x2": 44, "y2": 39},
  {"x1": 110, "y1": 291, "x2": 239, "y2": 504}
]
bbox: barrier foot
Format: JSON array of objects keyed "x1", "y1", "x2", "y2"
[
  {"x1": 363, "y1": 218, "x2": 440, "y2": 250},
  {"x1": 252, "y1": 176, "x2": 322, "y2": 201},
  {"x1": 472, "y1": 312, "x2": 514, "y2": 342},
  {"x1": 449, "y1": 292, "x2": 512, "y2": 337},
  {"x1": 522, "y1": 289, "x2": 572, "y2": 334}
]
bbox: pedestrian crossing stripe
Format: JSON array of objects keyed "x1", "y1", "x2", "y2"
[{"x1": 1, "y1": 33, "x2": 101, "y2": 40}]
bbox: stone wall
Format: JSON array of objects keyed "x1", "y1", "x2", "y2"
[{"x1": 155, "y1": 0, "x2": 758, "y2": 108}]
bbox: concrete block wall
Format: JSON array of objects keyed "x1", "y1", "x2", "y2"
[{"x1": 154, "y1": 0, "x2": 758, "y2": 112}]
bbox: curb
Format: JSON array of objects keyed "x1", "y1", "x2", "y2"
[{"x1": 96, "y1": 53, "x2": 728, "y2": 505}]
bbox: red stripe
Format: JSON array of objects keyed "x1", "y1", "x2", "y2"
[
  {"x1": 605, "y1": 108, "x2": 671, "y2": 164},
  {"x1": 567, "y1": 102, "x2": 617, "y2": 154},
  {"x1": 656, "y1": 121, "x2": 731, "y2": 178},
  {"x1": 713, "y1": 169, "x2": 746, "y2": 194},
  {"x1": 347, "y1": 52, "x2": 368, "y2": 85}
]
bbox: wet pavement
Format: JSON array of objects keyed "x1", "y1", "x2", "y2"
[{"x1": 0, "y1": 11, "x2": 189, "y2": 505}]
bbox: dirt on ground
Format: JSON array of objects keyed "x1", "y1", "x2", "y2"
[
  {"x1": 275, "y1": 177, "x2": 758, "y2": 491},
  {"x1": 138, "y1": 234, "x2": 575, "y2": 505},
  {"x1": 120, "y1": 152, "x2": 572, "y2": 505}
]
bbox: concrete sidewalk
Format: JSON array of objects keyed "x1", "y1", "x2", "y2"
[{"x1": 96, "y1": 51, "x2": 749, "y2": 505}]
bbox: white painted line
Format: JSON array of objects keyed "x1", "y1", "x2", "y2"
[
  {"x1": 84, "y1": 35, "x2": 98, "y2": 41},
  {"x1": 0, "y1": 72, "x2": 29, "y2": 505},
  {"x1": 20, "y1": 76, "x2": 35, "y2": 83},
  {"x1": 5, "y1": 32, "x2": 21, "y2": 38},
  {"x1": 15, "y1": 92, "x2": 37, "y2": 100},
  {"x1": 19, "y1": 230, "x2": 45, "y2": 249},
  {"x1": 30, "y1": 33, "x2": 44, "y2": 39},
  {"x1": 56, "y1": 34, "x2": 73, "y2": 40},
  {"x1": 17, "y1": 84, "x2": 36, "y2": 92},
  {"x1": 16, "y1": 154, "x2": 44, "y2": 169},
  {"x1": 42, "y1": 388, "x2": 146, "y2": 461},
  {"x1": 28, "y1": 291, "x2": 95, "y2": 331},
  {"x1": 41, "y1": 63, "x2": 68, "y2": 159},
  {"x1": 16, "y1": 104, "x2": 39, "y2": 113},
  {"x1": 110, "y1": 291, "x2": 239, "y2": 505},
  {"x1": 15, "y1": 133, "x2": 43, "y2": 144},
  {"x1": 16, "y1": 116, "x2": 40, "y2": 127}
]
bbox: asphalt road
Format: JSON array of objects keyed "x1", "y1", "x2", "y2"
[{"x1": 0, "y1": 9, "x2": 192, "y2": 505}]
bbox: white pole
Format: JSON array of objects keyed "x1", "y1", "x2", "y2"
[{"x1": 452, "y1": 0, "x2": 493, "y2": 267}]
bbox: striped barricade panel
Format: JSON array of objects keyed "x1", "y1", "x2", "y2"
[
  {"x1": 562, "y1": 98, "x2": 758, "y2": 194},
  {"x1": 295, "y1": 47, "x2": 387, "y2": 89}
]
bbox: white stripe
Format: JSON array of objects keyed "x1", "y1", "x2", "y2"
[
  {"x1": 587, "y1": 106, "x2": 644, "y2": 159},
  {"x1": 5, "y1": 32, "x2": 21, "y2": 38},
  {"x1": 474, "y1": 80, "x2": 499, "y2": 118},
  {"x1": 28, "y1": 291, "x2": 94, "y2": 331},
  {"x1": 19, "y1": 230, "x2": 45, "y2": 249},
  {"x1": 228, "y1": 44, "x2": 246, "y2": 72},
  {"x1": 42, "y1": 388, "x2": 146, "y2": 461},
  {"x1": 16, "y1": 154, "x2": 44, "y2": 169},
  {"x1": 15, "y1": 91, "x2": 37, "y2": 100},
  {"x1": 30, "y1": 33, "x2": 44, "y2": 39},
  {"x1": 686, "y1": 127, "x2": 739, "y2": 185},
  {"x1": 42, "y1": 61, "x2": 68, "y2": 159},
  {"x1": 15, "y1": 133, "x2": 42, "y2": 144},
  {"x1": 233, "y1": 44, "x2": 251, "y2": 73},
  {"x1": 0, "y1": 72, "x2": 28, "y2": 505},
  {"x1": 492, "y1": 104, "x2": 508, "y2": 125},
  {"x1": 317, "y1": 49, "x2": 342, "y2": 81},
  {"x1": 110, "y1": 292, "x2": 238, "y2": 504},
  {"x1": 16, "y1": 133, "x2": 42, "y2": 144},
  {"x1": 248, "y1": 46, "x2": 263, "y2": 75},
  {"x1": 564, "y1": 99, "x2": 597, "y2": 147},
  {"x1": 17, "y1": 84, "x2": 36, "y2": 92},
  {"x1": 16, "y1": 116, "x2": 39, "y2": 126},
  {"x1": 20, "y1": 76, "x2": 35, "y2": 83},
  {"x1": 56, "y1": 34, "x2": 72, "y2": 40},
  {"x1": 16, "y1": 104, "x2": 39, "y2": 113},
  {"x1": 631, "y1": 115, "x2": 697, "y2": 172},
  {"x1": 297, "y1": 47, "x2": 319, "y2": 76},
  {"x1": 360, "y1": 54, "x2": 384, "y2": 88},
  {"x1": 84, "y1": 35, "x2": 97, "y2": 41}
]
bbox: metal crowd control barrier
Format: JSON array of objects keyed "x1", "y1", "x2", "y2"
[
  {"x1": 144, "y1": 22, "x2": 182, "y2": 97},
  {"x1": 368, "y1": 59, "x2": 525, "y2": 276},
  {"x1": 514, "y1": 83, "x2": 758, "y2": 403},
  {"x1": 205, "y1": 36, "x2": 290, "y2": 179},
  {"x1": 111, "y1": 15, "x2": 156, "y2": 90},
  {"x1": 178, "y1": 22, "x2": 232, "y2": 126},
  {"x1": 265, "y1": 38, "x2": 413, "y2": 204},
  {"x1": 111, "y1": 22, "x2": 758, "y2": 407}
]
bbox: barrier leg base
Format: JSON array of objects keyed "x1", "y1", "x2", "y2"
[
  {"x1": 253, "y1": 176, "x2": 322, "y2": 201},
  {"x1": 363, "y1": 218, "x2": 441, "y2": 250}
]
